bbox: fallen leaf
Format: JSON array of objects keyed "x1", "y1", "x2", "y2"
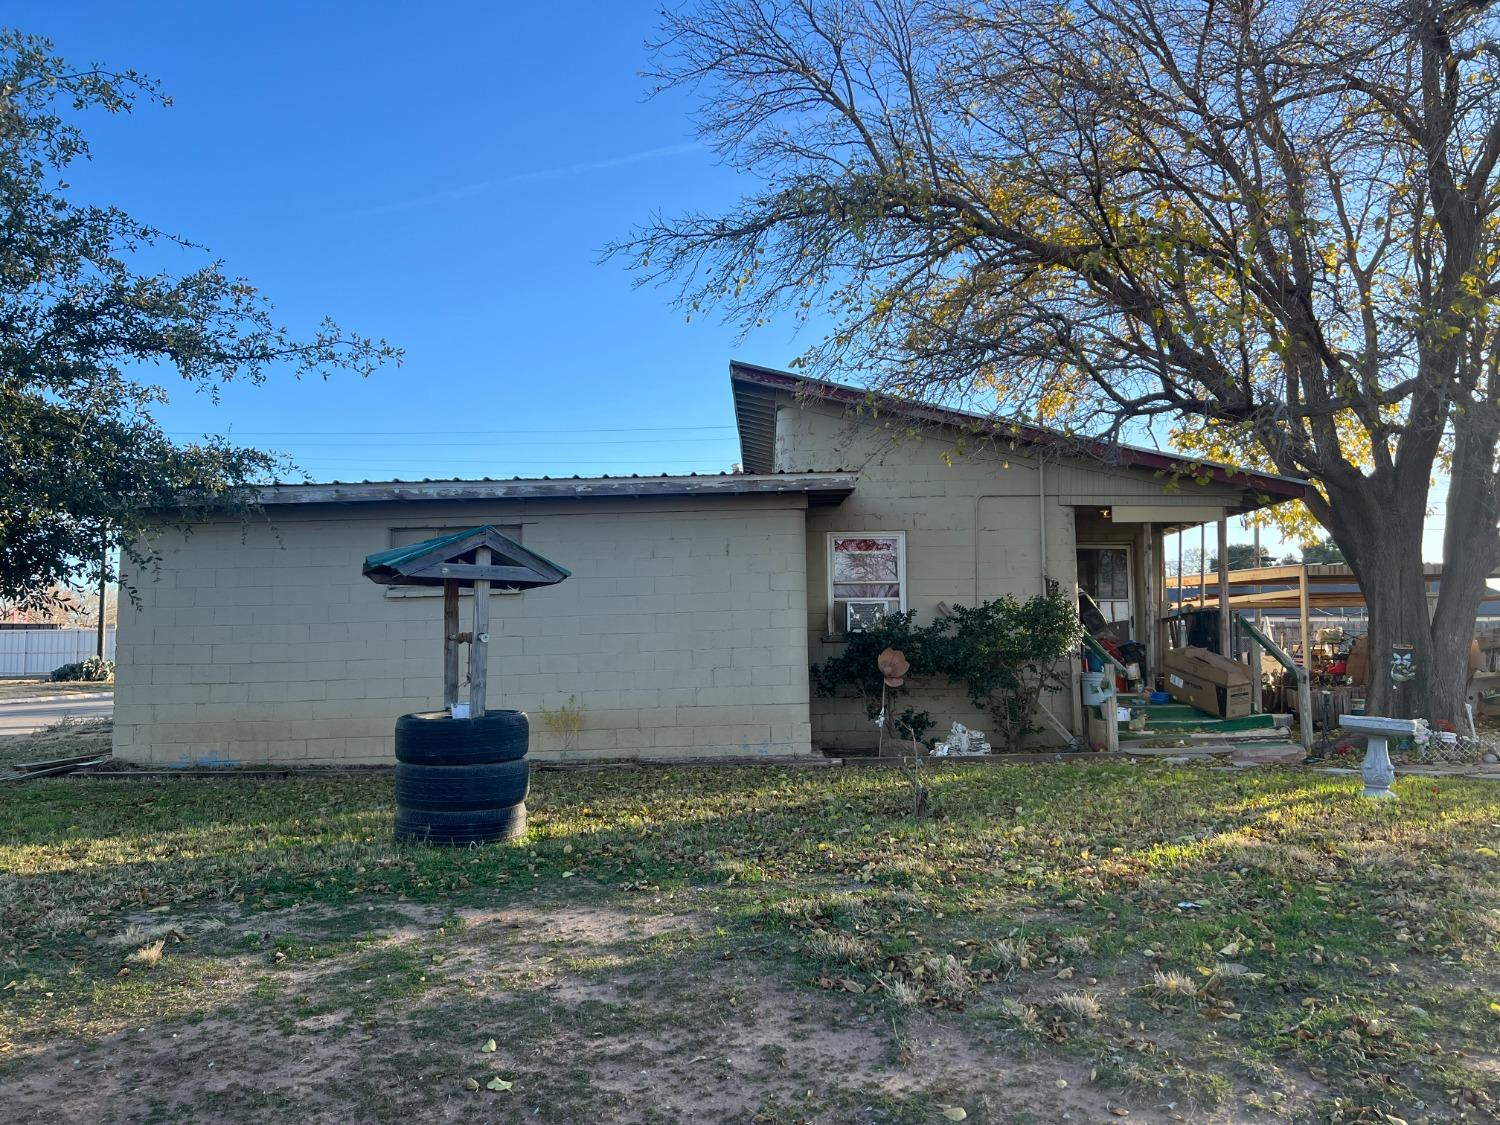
[
  {"x1": 940, "y1": 1109, "x2": 968, "y2": 1122},
  {"x1": 462, "y1": 1078, "x2": 479, "y2": 1092},
  {"x1": 485, "y1": 1077, "x2": 513, "y2": 1092},
  {"x1": 481, "y1": 1038, "x2": 497, "y2": 1053}
]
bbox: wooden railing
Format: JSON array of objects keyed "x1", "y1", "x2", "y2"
[
  {"x1": 1080, "y1": 634, "x2": 1125, "y2": 753},
  {"x1": 1237, "y1": 614, "x2": 1313, "y2": 751}
]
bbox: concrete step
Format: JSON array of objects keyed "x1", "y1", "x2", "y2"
[{"x1": 1125, "y1": 740, "x2": 1308, "y2": 766}]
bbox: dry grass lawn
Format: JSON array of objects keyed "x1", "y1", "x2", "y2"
[{"x1": 0, "y1": 760, "x2": 1497, "y2": 1123}]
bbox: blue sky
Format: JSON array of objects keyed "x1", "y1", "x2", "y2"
[
  {"x1": 10, "y1": 2, "x2": 1449, "y2": 559},
  {"x1": 16, "y1": 1, "x2": 797, "y2": 480}
]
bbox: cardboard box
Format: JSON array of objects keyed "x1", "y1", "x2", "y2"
[
  {"x1": 1163, "y1": 646, "x2": 1253, "y2": 719},
  {"x1": 1346, "y1": 636, "x2": 1369, "y2": 685}
]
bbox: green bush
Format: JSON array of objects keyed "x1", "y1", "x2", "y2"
[
  {"x1": 810, "y1": 611, "x2": 941, "y2": 742},
  {"x1": 941, "y1": 582, "x2": 1083, "y2": 753},
  {"x1": 49, "y1": 656, "x2": 114, "y2": 682},
  {"x1": 810, "y1": 582, "x2": 1082, "y2": 752}
]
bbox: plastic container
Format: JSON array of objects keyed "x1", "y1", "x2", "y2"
[{"x1": 1081, "y1": 671, "x2": 1112, "y2": 705}]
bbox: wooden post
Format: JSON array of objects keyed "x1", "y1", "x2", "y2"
[
  {"x1": 1217, "y1": 513, "x2": 1231, "y2": 656},
  {"x1": 1140, "y1": 523, "x2": 1157, "y2": 679},
  {"x1": 468, "y1": 546, "x2": 491, "y2": 716},
  {"x1": 442, "y1": 579, "x2": 460, "y2": 712},
  {"x1": 1246, "y1": 624, "x2": 1264, "y2": 714},
  {"x1": 1297, "y1": 674, "x2": 1315, "y2": 752},
  {"x1": 1175, "y1": 530, "x2": 1183, "y2": 611},
  {"x1": 1198, "y1": 524, "x2": 1207, "y2": 607},
  {"x1": 1298, "y1": 563, "x2": 1311, "y2": 670},
  {"x1": 1252, "y1": 524, "x2": 1264, "y2": 632},
  {"x1": 1102, "y1": 694, "x2": 1120, "y2": 754}
]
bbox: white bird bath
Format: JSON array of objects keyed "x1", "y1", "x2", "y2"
[{"x1": 1339, "y1": 714, "x2": 1422, "y2": 799}]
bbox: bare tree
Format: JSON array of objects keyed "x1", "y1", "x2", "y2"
[{"x1": 617, "y1": 0, "x2": 1500, "y2": 722}]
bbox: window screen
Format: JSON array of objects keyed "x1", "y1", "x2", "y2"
[{"x1": 829, "y1": 533, "x2": 905, "y2": 633}]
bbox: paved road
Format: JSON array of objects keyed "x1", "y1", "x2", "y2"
[{"x1": 0, "y1": 696, "x2": 114, "y2": 737}]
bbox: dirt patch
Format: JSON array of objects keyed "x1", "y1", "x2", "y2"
[{"x1": 0, "y1": 891, "x2": 1282, "y2": 1124}]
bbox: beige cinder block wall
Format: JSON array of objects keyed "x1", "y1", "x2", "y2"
[
  {"x1": 113, "y1": 494, "x2": 812, "y2": 765},
  {"x1": 772, "y1": 398, "x2": 1254, "y2": 750}
]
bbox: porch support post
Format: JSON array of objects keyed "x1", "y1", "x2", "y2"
[
  {"x1": 1217, "y1": 513, "x2": 1231, "y2": 656},
  {"x1": 1132, "y1": 521, "x2": 1155, "y2": 676},
  {"x1": 1298, "y1": 563, "x2": 1312, "y2": 668},
  {"x1": 1199, "y1": 524, "x2": 1207, "y2": 607}
]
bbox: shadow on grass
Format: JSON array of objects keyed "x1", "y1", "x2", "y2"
[{"x1": 2, "y1": 763, "x2": 1498, "y2": 1121}]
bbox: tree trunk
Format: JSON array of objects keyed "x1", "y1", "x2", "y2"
[
  {"x1": 1320, "y1": 479, "x2": 1432, "y2": 720},
  {"x1": 1430, "y1": 416, "x2": 1500, "y2": 724},
  {"x1": 1347, "y1": 529, "x2": 1434, "y2": 720},
  {"x1": 1322, "y1": 461, "x2": 1496, "y2": 725}
]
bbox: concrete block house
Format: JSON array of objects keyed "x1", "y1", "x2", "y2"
[{"x1": 112, "y1": 361, "x2": 1306, "y2": 764}]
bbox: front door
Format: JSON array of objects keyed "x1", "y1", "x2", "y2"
[{"x1": 1077, "y1": 544, "x2": 1134, "y2": 643}]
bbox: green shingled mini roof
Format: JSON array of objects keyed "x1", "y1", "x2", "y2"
[{"x1": 362, "y1": 525, "x2": 570, "y2": 589}]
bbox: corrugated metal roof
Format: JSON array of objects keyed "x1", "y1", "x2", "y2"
[
  {"x1": 729, "y1": 360, "x2": 1310, "y2": 501},
  {"x1": 250, "y1": 471, "x2": 859, "y2": 507}
]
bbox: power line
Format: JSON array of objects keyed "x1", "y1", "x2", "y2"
[
  {"x1": 292, "y1": 458, "x2": 734, "y2": 467},
  {"x1": 165, "y1": 424, "x2": 737, "y2": 437},
  {"x1": 248, "y1": 437, "x2": 738, "y2": 450}
]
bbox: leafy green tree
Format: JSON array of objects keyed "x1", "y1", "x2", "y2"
[
  {"x1": 1301, "y1": 538, "x2": 1347, "y2": 565},
  {"x1": 1208, "y1": 544, "x2": 1275, "y2": 572},
  {"x1": 620, "y1": 0, "x2": 1500, "y2": 723},
  {"x1": 0, "y1": 32, "x2": 399, "y2": 609}
]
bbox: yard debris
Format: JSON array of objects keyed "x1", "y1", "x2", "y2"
[
  {"x1": 1230, "y1": 744, "x2": 1306, "y2": 767},
  {"x1": 0, "y1": 749, "x2": 111, "y2": 782},
  {"x1": 484, "y1": 1077, "x2": 513, "y2": 1092}
]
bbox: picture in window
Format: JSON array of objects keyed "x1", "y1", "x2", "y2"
[{"x1": 830, "y1": 534, "x2": 904, "y2": 632}]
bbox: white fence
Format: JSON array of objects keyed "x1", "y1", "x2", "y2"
[{"x1": 0, "y1": 628, "x2": 116, "y2": 678}]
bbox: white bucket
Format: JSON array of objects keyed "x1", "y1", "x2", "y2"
[{"x1": 1081, "y1": 671, "x2": 1112, "y2": 706}]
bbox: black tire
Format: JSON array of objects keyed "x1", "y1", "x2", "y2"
[
  {"x1": 395, "y1": 802, "x2": 527, "y2": 845},
  {"x1": 395, "y1": 759, "x2": 530, "y2": 811},
  {"x1": 394, "y1": 709, "x2": 529, "y2": 766}
]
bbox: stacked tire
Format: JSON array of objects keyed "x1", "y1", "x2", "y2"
[{"x1": 393, "y1": 710, "x2": 529, "y2": 845}]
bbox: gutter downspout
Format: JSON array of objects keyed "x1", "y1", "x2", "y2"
[{"x1": 971, "y1": 460, "x2": 1048, "y2": 604}]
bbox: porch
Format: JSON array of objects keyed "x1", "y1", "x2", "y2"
[{"x1": 1071, "y1": 505, "x2": 1308, "y2": 755}]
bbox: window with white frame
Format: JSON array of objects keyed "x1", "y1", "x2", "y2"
[{"x1": 828, "y1": 533, "x2": 906, "y2": 634}]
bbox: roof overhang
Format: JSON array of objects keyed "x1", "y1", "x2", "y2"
[
  {"x1": 362, "y1": 524, "x2": 570, "y2": 589},
  {"x1": 730, "y1": 360, "x2": 1309, "y2": 512},
  {"x1": 247, "y1": 471, "x2": 857, "y2": 508}
]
